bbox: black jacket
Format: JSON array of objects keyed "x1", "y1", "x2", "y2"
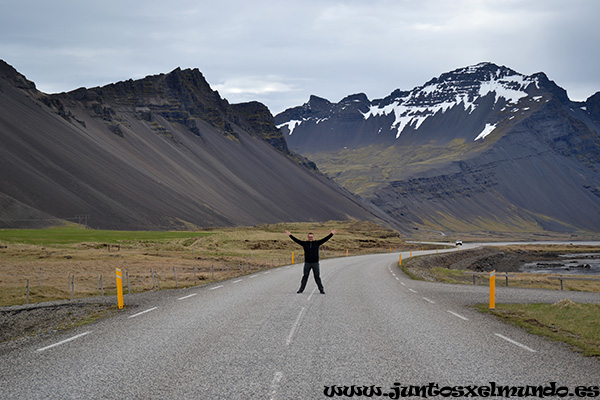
[{"x1": 289, "y1": 233, "x2": 333, "y2": 263}]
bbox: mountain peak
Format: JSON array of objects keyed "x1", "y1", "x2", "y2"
[
  {"x1": 306, "y1": 95, "x2": 332, "y2": 111},
  {"x1": 0, "y1": 59, "x2": 37, "y2": 92}
]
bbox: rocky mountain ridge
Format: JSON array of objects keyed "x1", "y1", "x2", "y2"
[{"x1": 0, "y1": 60, "x2": 385, "y2": 230}]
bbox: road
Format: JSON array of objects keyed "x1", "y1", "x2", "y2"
[{"x1": 1, "y1": 248, "x2": 599, "y2": 399}]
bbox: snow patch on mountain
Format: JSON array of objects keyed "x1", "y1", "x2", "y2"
[
  {"x1": 475, "y1": 123, "x2": 497, "y2": 141},
  {"x1": 478, "y1": 74, "x2": 531, "y2": 103},
  {"x1": 278, "y1": 119, "x2": 303, "y2": 135}
]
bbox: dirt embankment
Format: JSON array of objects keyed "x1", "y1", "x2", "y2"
[
  {"x1": 403, "y1": 246, "x2": 599, "y2": 283},
  {"x1": 402, "y1": 246, "x2": 593, "y2": 282},
  {"x1": 409, "y1": 247, "x2": 567, "y2": 272}
]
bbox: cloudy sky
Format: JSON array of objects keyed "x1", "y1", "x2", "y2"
[{"x1": 2, "y1": 0, "x2": 599, "y2": 114}]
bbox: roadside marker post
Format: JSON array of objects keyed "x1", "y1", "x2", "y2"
[
  {"x1": 399, "y1": 254, "x2": 402, "y2": 266},
  {"x1": 116, "y1": 268, "x2": 124, "y2": 309},
  {"x1": 292, "y1": 252, "x2": 294, "y2": 265},
  {"x1": 489, "y1": 270, "x2": 496, "y2": 310}
]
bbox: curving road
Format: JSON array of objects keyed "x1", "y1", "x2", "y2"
[{"x1": 1, "y1": 248, "x2": 599, "y2": 399}]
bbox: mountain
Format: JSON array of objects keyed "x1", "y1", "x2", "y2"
[
  {"x1": 0, "y1": 60, "x2": 386, "y2": 230},
  {"x1": 275, "y1": 62, "x2": 600, "y2": 235}
]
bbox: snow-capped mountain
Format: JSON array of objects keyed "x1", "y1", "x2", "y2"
[
  {"x1": 275, "y1": 62, "x2": 600, "y2": 235},
  {"x1": 365, "y1": 63, "x2": 544, "y2": 139},
  {"x1": 276, "y1": 62, "x2": 583, "y2": 151}
]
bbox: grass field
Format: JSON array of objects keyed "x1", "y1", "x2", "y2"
[
  {"x1": 0, "y1": 226, "x2": 211, "y2": 245},
  {"x1": 0, "y1": 220, "x2": 414, "y2": 307},
  {"x1": 476, "y1": 300, "x2": 600, "y2": 357}
]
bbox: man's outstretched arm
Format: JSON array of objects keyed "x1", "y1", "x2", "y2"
[
  {"x1": 316, "y1": 230, "x2": 337, "y2": 245},
  {"x1": 286, "y1": 230, "x2": 304, "y2": 245}
]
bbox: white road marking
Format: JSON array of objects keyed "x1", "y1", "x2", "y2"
[
  {"x1": 233, "y1": 279, "x2": 243, "y2": 283},
  {"x1": 269, "y1": 371, "x2": 284, "y2": 400},
  {"x1": 307, "y1": 287, "x2": 319, "y2": 301},
  {"x1": 178, "y1": 293, "x2": 197, "y2": 300},
  {"x1": 250, "y1": 275, "x2": 259, "y2": 279},
  {"x1": 209, "y1": 285, "x2": 224, "y2": 290},
  {"x1": 264, "y1": 271, "x2": 271, "y2": 274},
  {"x1": 408, "y1": 288, "x2": 418, "y2": 293},
  {"x1": 286, "y1": 307, "x2": 306, "y2": 346},
  {"x1": 400, "y1": 282, "x2": 406, "y2": 286},
  {"x1": 423, "y1": 297, "x2": 435, "y2": 304},
  {"x1": 447, "y1": 310, "x2": 469, "y2": 321},
  {"x1": 129, "y1": 307, "x2": 158, "y2": 318},
  {"x1": 37, "y1": 331, "x2": 91, "y2": 352},
  {"x1": 495, "y1": 333, "x2": 537, "y2": 353}
]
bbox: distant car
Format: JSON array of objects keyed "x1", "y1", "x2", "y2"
[{"x1": 455, "y1": 240, "x2": 463, "y2": 246}]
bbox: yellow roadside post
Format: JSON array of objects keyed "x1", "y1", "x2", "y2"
[
  {"x1": 346, "y1": 249, "x2": 349, "y2": 257},
  {"x1": 399, "y1": 254, "x2": 402, "y2": 266},
  {"x1": 116, "y1": 268, "x2": 124, "y2": 309},
  {"x1": 292, "y1": 252, "x2": 295, "y2": 265},
  {"x1": 489, "y1": 270, "x2": 496, "y2": 310}
]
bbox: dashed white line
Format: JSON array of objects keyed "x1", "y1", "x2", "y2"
[
  {"x1": 408, "y1": 288, "x2": 418, "y2": 293},
  {"x1": 129, "y1": 307, "x2": 158, "y2": 318},
  {"x1": 37, "y1": 331, "x2": 91, "y2": 352},
  {"x1": 495, "y1": 333, "x2": 537, "y2": 352},
  {"x1": 307, "y1": 287, "x2": 319, "y2": 301},
  {"x1": 286, "y1": 307, "x2": 306, "y2": 346},
  {"x1": 400, "y1": 282, "x2": 406, "y2": 286},
  {"x1": 447, "y1": 310, "x2": 469, "y2": 321},
  {"x1": 178, "y1": 293, "x2": 197, "y2": 300},
  {"x1": 250, "y1": 275, "x2": 259, "y2": 279},
  {"x1": 233, "y1": 279, "x2": 243, "y2": 283},
  {"x1": 423, "y1": 297, "x2": 435, "y2": 304},
  {"x1": 264, "y1": 271, "x2": 271, "y2": 274},
  {"x1": 269, "y1": 371, "x2": 284, "y2": 400},
  {"x1": 209, "y1": 285, "x2": 224, "y2": 290}
]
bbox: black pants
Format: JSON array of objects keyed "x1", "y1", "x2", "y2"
[{"x1": 298, "y1": 262, "x2": 324, "y2": 293}]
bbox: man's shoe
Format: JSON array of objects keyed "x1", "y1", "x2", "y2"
[
  {"x1": 297, "y1": 290, "x2": 303, "y2": 294},
  {"x1": 320, "y1": 290, "x2": 325, "y2": 294}
]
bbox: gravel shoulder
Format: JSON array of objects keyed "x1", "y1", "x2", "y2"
[
  {"x1": 0, "y1": 288, "x2": 174, "y2": 353},
  {"x1": 0, "y1": 297, "x2": 120, "y2": 353}
]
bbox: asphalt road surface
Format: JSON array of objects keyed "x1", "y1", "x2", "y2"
[{"x1": 1, "y1": 248, "x2": 599, "y2": 399}]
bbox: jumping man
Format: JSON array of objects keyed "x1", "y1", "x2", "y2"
[{"x1": 286, "y1": 229, "x2": 337, "y2": 294}]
